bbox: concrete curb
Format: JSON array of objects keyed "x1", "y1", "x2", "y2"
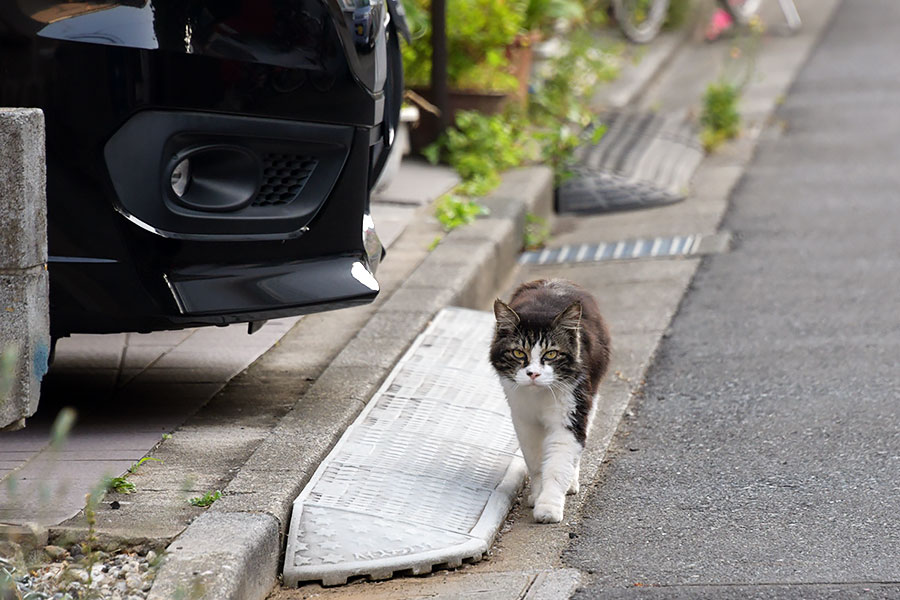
[
  {"x1": 148, "y1": 167, "x2": 555, "y2": 599},
  {"x1": 0, "y1": 108, "x2": 50, "y2": 431},
  {"x1": 146, "y1": 512, "x2": 280, "y2": 600}
]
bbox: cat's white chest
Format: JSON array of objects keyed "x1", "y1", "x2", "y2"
[{"x1": 499, "y1": 380, "x2": 570, "y2": 430}]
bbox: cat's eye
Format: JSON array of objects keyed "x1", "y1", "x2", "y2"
[
  {"x1": 512, "y1": 349, "x2": 527, "y2": 359},
  {"x1": 543, "y1": 350, "x2": 559, "y2": 360}
]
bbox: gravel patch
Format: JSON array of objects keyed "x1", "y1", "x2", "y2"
[{"x1": 1, "y1": 539, "x2": 161, "y2": 600}]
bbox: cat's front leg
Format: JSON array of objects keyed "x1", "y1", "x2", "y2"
[
  {"x1": 527, "y1": 476, "x2": 543, "y2": 508},
  {"x1": 509, "y1": 407, "x2": 544, "y2": 507},
  {"x1": 521, "y1": 432, "x2": 543, "y2": 507},
  {"x1": 567, "y1": 454, "x2": 581, "y2": 495},
  {"x1": 568, "y1": 393, "x2": 598, "y2": 496},
  {"x1": 533, "y1": 430, "x2": 581, "y2": 523}
]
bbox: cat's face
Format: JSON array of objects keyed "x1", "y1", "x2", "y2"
[{"x1": 490, "y1": 300, "x2": 582, "y2": 389}]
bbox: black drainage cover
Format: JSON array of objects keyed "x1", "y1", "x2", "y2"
[{"x1": 557, "y1": 111, "x2": 704, "y2": 214}]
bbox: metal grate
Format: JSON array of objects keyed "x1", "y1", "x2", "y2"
[
  {"x1": 253, "y1": 153, "x2": 317, "y2": 207},
  {"x1": 283, "y1": 308, "x2": 525, "y2": 587},
  {"x1": 520, "y1": 235, "x2": 703, "y2": 265}
]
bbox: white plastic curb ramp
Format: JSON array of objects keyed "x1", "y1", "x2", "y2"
[{"x1": 282, "y1": 307, "x2": 526, "y2": 586}]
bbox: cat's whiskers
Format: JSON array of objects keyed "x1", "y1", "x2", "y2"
[
  {"x1": 549, "y1": 380, "x2": 575, "y2": 397},
  {"x1": 546, "y1": 380, "x2": 572, "y2": 406}
]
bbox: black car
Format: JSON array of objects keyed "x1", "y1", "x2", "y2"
[{"x1": 0, "y1": 0, "x2": 407, "y2": 338}]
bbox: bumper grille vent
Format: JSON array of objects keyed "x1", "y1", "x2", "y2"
[{"x1": 254, "y1": 153, "x2": 318, "y2": 207}]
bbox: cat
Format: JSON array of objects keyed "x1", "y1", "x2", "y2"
[{"x1": 490, "y1": 279, "x2": 611, "y2": 523}]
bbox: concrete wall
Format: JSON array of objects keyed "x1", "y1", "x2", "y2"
[{"x1": 1, "y1": 108, "x2": 50, "y2": 430}]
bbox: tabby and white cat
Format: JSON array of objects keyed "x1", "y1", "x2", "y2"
[{"x1": 490, "y1": 279, "x2": 610, "y2": 523}]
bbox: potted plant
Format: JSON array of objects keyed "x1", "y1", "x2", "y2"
[{"x1": 401, "y1": 0, "x2": 526, "y2": 148}]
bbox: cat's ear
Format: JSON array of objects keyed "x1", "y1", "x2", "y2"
[
  {"x1": 553, "y1": 301, "x2": 582, "y2": 332},
  {"x1": 493, "y1": 299, "x2": 520, "y2": 331}
]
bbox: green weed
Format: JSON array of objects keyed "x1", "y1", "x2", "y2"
[
  {"x1": 104, "y1": 476, "x2": 135, "y2": 494},
  {"x1": 428, "y1": 235, "x2": 444, "y2": 251},
  {"x1": 81, "y1": 492, "x2": 99, "y2": 557},
  {"x1": 189, "y1": 490, "x2": 222, "y2": 508},
  {"x1": 700, "y1": 81, "x2": 740, "y2": 152},
  {"x1": 523, "y1": 213, "x2": 551, "y2": 250},
  {"x1": 128, "y1": 456, "x2": 162, "y2": 474},
  {"x1": 434, "y1": 195, "x2": 489, "y2": 232}
]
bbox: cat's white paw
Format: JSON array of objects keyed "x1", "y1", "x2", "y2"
[
  {"x1": 526, "y1": 484, "x2": 542, "y2": 507},
  {"x1": 533, "y1": 501, "x2": 564, "y2": 523},
  {"x1": 567, "y1": 477, "x2": 579, "y2": 495}
]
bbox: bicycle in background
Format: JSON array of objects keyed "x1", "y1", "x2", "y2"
[
  {"x1": 611, "y1": 0, "x2": 670, "y2": 44},
  {"x1": 613, "y1": 0, "x2": 800, "y2": 45}
]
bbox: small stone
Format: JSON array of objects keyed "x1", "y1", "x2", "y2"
[
  {"x1": 145, "y1": 550, "x2": 158, "y2": 564},
  {"x1": 142, "y1": 578, "x2": 153, "y2": 591},
  {"x1": 44, "y1": 545, "x2": 68, "y2": 560},
  {"x1": 125, "y1": 574, "x2": 142, "y2": 590},
  {"x1": 110, "y1": 501, "x2": 121, "y2": 510},
  {"x1": 69, "y1": 568, "x2": 89, "y2": 583},
  {"x1": 115, "y1": 580, "x2": 128, "y2": 593}
]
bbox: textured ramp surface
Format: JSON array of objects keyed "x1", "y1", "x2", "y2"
[
  {"x1": 557, "y1": 111, "x2": 703, "y2": 214},
  {"x1": 283, "y1": 308, "x2": 525, "y2": 586}
]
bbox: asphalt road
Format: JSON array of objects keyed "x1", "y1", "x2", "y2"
[{"x1": 566, "y1": 0, "x2": 900, "y2": 597}]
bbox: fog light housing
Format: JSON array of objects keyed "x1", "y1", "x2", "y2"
[
  {"x1": 170, "y1": 158, "x2": 191, "y2": 198},
  {"x1": 166, "y1": 146, "x2": 261, "y2": 213}
]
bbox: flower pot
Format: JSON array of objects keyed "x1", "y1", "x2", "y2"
[
  {"x1": 506, "y1": 30, "x2": 541, "y2": 105},
  {"x1": 408, "y1": 88, "x2": 512, "y2": 153}
]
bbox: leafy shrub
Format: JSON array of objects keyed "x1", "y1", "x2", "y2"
[
  {"x1": 434, "y1": 195, "x2": 489, "y2": 232},
  {"x1": 401, "y1": 0, "x2": 525, "y2": 92},
  {"x1": 524, "y1": 0, "x2": 586, "y2": 31},
  {"x1": 529, "y1": 30, "x2": 619, "y2": 181},
  {"x1": 425, "y1": 110, "x2": 534, "y2": 196}
]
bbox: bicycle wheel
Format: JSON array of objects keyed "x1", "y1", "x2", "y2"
[
  {"x1": 717, "y1": 0, "x2": 762, "y2": 24},
  {"x1": 612, "y1": 0, "x2": 670, "y2": 44}
]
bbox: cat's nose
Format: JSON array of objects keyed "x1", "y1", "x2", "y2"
[{"x1": 526, "y1": 370, "x2": 540, "y2": 380}]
